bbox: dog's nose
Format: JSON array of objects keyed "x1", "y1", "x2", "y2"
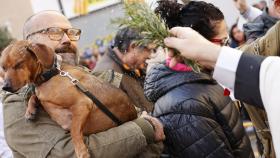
[{"x1": 2, "y1": 80, "x2": 13, "y2": 92}]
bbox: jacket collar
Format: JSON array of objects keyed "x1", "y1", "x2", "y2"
[
  {"x1": 144, "y1": 64, "x2": 215, "y2": 102},
  {"x1": 36, "y1": 54, "x2": 62, "y2": 85},
  {"x1": 108, "y1": 48, "x2": 146, "y2": 82}
]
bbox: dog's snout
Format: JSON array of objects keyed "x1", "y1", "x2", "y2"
[{"x1": 2, "y1": 79, "x2": 13, "y2": 92}]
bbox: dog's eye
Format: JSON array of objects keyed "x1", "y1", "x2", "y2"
[
  {"x1": 14, "y1": 62, "x2": 23, "y2": 69},
  {"x1": 1, "y1": 66, "x2": 6, "y2": 72}
]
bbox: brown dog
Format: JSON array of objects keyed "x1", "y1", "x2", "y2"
[{"x1": 0, "y1": 41, "x2": 137, "y2": 158}]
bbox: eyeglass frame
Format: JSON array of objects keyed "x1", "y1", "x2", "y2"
[
  {"x1": 26, "y1": 27, "x2": 82, "y2": 41},
  {"x1": 210, "y1": 36, "x2": 230, "y2": 46}
]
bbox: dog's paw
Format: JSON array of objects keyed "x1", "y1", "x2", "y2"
[
  {"x1": 24, "y1": 111, "x2": 36, "y2": 121},
  {"x1": 77, "y1": 152, "x2": 90, "y2": 158},
  {"x1": 25, "y1": 105, "x2": 37, "y2": 121},
  {"x1": 77, "y1": 149, "x2": 90, "y2": 158}
]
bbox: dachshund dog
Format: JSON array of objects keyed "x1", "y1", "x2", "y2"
[{"x1": 0, "y1": 41, "x2": 137, "y2": 158}]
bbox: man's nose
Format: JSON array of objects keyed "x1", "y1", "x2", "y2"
[
  {"x1": 61, "y1": 33, "x2": 71, "y2": 45},
  {"x1": 2, "y1": 79, "x2": 13, "y2": 92}
]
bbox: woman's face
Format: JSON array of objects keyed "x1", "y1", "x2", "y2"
[
  {"x1": 232, "y1": 26, "x2": 245, "y2": 43},
  {"x1": 211, "y1": 20, "x2": 229, "y2": 46}
]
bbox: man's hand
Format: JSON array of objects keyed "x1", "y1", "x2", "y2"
[
  {"x1": 164, "y1": 27, "x2": 221, "y2": 69},
  {"x1": 140, "y1": 111, "x2": 165, "y2": 142},
  {"x1": 233, "y1": 0, "x2": 249, "y2": 13}
]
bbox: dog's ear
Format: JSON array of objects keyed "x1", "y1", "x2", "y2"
[{"x1": 27, "y1": 43, "x2": 55, "y2": 69}]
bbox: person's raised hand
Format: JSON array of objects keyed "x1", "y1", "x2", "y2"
[
  {"x1": 164, "y1": 27, "x2": 221, "y2": 69},
  {"x1": 233, "y1": 0, "x2": 249, "y2": 13}
]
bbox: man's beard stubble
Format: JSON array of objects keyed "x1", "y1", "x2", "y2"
[{"x1": 55, "y1": 44, "x2": 79, "y2": 66}]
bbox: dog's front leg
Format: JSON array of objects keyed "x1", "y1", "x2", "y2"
[
  {"x1": 25, "y1": 94, "x2": 38, "y2": 120},
  {"x1": 71, "y1": 103, "x2": 92, "y2": 158}
]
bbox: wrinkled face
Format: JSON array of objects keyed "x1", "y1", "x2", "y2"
[
  {"x1": 0, "y1": 41, "x2": 38, "y2": 92},
  {"x1": 25, "y1": 12, "x2": 79, "y2": 65},
  {"x1": 122, "y1": 46, "x2": 153, "y2": 70}
]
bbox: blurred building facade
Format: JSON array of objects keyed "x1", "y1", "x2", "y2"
[
  {"x1": 0, "y1": 0, "x2": 33, "y2": 39},
  {"x1": 0, "y1": 0, "x2": 261, "y2": 49},
  {"x1": 0, "y1": 0, "x2": 123, "y2": 49}
]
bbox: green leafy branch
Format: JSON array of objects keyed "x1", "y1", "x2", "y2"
[{"x1": 113, "y1": 2, "x2": 200, "y2": 72}]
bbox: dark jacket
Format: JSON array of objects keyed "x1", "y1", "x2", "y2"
[
  {"x1": 243, "y1": 8, "x2": 278, "y2": 43},
  {"x1": 93, "y1": 49, "x2": 154, "y2": 112},
  {"x1": 144, "y1": 64, "x2": 254, "y2": 158}
]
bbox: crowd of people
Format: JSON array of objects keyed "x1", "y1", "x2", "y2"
[
  {"x1": 1, "y1": 0, "x2": 280, "y2": 158},
  {"x1": 79, "y1": 35, "x2": 114, "y2": 70}
]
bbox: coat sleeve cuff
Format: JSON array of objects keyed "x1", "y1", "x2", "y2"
[
  {"x1": 133, "y1": 118, "x2": 155, "y2": 144},
  {"x1": 213, "y1": 46, "x2": 242, "y2": 91},
  {"x1": 234, "y1": 53, "x2": 265, "y2": 108}
]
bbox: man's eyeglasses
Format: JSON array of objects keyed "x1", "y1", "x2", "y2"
[
  {"x1": 210, "y1": 37, "x2": 230, "y2": 46},
  {"x1": 26, "y1": 27, "x2": 81, "y2": 41}
]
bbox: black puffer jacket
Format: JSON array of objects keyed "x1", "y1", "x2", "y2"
[{"x1": 144, "y1": 64, "x2": 253, "y2": 158}]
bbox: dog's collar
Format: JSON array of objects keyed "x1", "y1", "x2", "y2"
[
  {"x1": 54, "y1": 54, "x2": 63, "y2": 70},
  {"x1": 108, "y1": 48, "x2": 146, "y2": 80},
  {"x1": 40, "y1": 54, "x2": 62, "y2": 82}
]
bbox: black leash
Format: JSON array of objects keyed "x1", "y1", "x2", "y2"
[{"x1": 74, "y1": 81, "x2": 122, "y2": 126}]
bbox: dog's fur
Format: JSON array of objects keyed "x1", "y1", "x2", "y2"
[{"x1": 0, "y1": 41, "x2": 137, "y2": 158}]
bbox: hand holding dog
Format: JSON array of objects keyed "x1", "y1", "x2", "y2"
[{"x1": 140, "y1": 111, "x2": 165, "y2": 142}]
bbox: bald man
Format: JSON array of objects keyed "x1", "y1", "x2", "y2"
[
  {"x1": 2, "y1": 11, "x2": 163, "y2": 158},
  {"x1": 23, "y1": 11, "x2": 79, "y2": 66}
]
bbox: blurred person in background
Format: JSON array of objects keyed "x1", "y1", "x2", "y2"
[
  {"x1": 253, "y1": 0, "x2": 268, "y2": 10},
  {"x1": 233, "y1": 0, "x2": 262, "y2": 31},
  {"x1": 243, "y1": 0, "x2": 280, "y2": 42},
  {"x1": 95, "y1": 38, "x2": 107, "y2": 56},
  {"x1": 229, "y1": 23, "x2": 246, "y2": 48},
  {"x1": 80, "y1": 47, "x2": 97, "y2": 70},
  {"x1": 229, "y1": 23, "x2": 264, "y2": 156},
  {"x1": 94, "y1": 27, "x2": 155, "y2": 112}
]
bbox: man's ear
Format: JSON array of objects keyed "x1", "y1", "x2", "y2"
[
  {"x1": 27, "y1": 43, "x2": 55, "y2": 69},
  {"x1": 113, "y1": 47, "x2": 125, "y2": 59},
  {"x1": 129, "y1": 42, "x2": 137, "y2": 50}
]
